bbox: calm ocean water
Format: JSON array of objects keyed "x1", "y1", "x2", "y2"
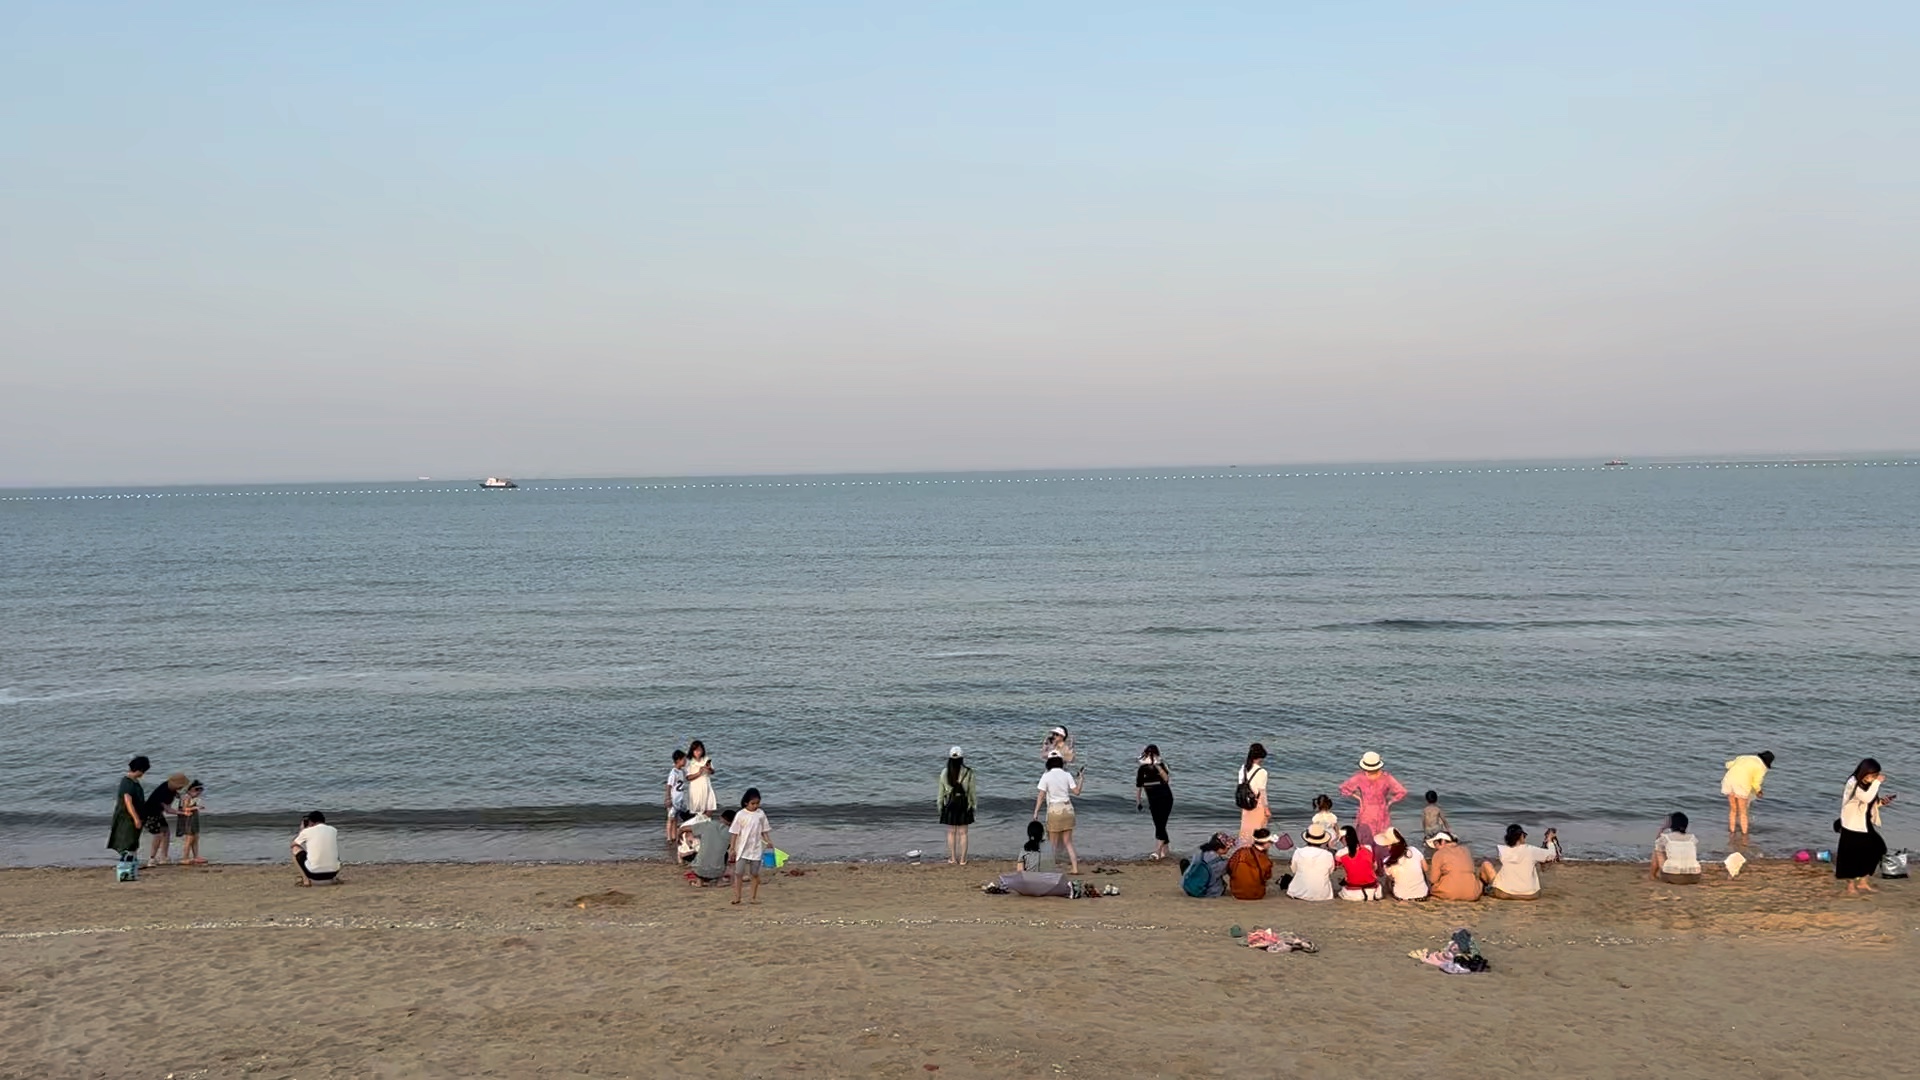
[{"x1": 2, "y1": 460, "x2": 1916, "y2": 867}]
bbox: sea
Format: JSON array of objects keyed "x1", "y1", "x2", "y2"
[{"x1": 3, "y1": 458, "x2": 1916, "y2": 868}]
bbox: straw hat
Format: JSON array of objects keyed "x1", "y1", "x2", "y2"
[
  {"x1": 1375, "y1": 827, "x2": 1402, "y2": 846},
  {"x1": 1359, "y1": 751, "x2": 1384, "y2": 771},
  {"x1": 1302, "y1": 823, "x2": 1332, "y2": 846},
  {"x1": 1427, "y1": 831, "x2": 1456, "y2": 845}
]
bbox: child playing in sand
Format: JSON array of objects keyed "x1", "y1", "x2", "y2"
[
  {"x1": 1422, "y1": 790, "x2": 1451, "y2": 841},
  {"x1": 729, "y1": 788, "x2": 772, "y2": 906},
  {"x1": 176, "y1": 780, "x2": 206, "y2": 865}
]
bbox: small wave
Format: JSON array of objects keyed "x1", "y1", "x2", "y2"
[
  {"x1": 1315, "y1": 617, "x2": 1743, "y2": 633},
  {"x1": 924, "y1": 651, "x2": 1015, "y2": 660},
  {"x1": 0, "y1": 686, "x2": 132, "y2": 705},
  {"x1": 1136, "y1": 626, "x2": 1237, "y2": 636}
]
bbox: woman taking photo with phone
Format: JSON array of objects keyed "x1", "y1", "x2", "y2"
[{"x1": 1836, "y1": 758, "x2": 1890, "y2": 895}]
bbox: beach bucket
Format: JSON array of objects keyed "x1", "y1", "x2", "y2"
[{"x1": 114, "y1": 854, "x2": 139, "y2": 882}]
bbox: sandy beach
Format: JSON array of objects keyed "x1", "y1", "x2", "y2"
[{"x1": 2, "y1": 857, "x2": 1912, "y2": 1079}]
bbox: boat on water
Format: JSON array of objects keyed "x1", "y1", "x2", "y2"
[
  {"x1": 1603, "y1": 459, "x2": 1628, "y2": 467},
  {"x1": 480, "y1": 477, "x2": 518, "y2": 489}
]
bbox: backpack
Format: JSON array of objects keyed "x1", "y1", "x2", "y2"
[
  {"x1": 1234, "y1": 767, "x2": 1265, "y2": 811},
  {"x1": 944, "y1": 769, "x2": 971, "y2": 817},
  {"x1": 1181, "y1": 853, "x2": 1214, "y2": 897},
  {"x1": 115, "y1": 853, "x2": 139, "y2": 882}
]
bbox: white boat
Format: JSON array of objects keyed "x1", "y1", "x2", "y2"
[{"x1": 479, "y1": 477, "x2": 518, "y2": 489}]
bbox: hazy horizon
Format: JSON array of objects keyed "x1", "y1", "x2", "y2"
[
  {"x1": 4, "y1": 448, "x2": 1916, "y2": 493},
  {"x1": 5, "y1": 4, "x2": 1916, "y2": 487}
]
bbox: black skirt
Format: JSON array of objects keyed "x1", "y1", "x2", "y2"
[{"x1": 1835, "y1": 824, "x2": 1886, "y2": 879}]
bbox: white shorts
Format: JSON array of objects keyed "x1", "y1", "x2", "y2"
[{"x1": 1339, "y1": 886, "x2": 1382, "y2": 901}]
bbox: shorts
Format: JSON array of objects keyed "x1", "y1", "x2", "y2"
[
  {"x1": 734, "y1": 857, "x2": 763, "y2": 879},
  {"x1": 1046, "y1": 805, "x2": 1076, "y2": 833},
  {"x1": 1339, "y1": 886, "x2": 1382, "y2": 901},
  {"x1": 144, "y1": 817, "x2": 169, "y2": 835},
  {"x1": 175, "y1": 815, "x2": 199, "y2": 838},
  {"x1": 1658, "y1": 871, "x2": 1700, "y2": 885}
]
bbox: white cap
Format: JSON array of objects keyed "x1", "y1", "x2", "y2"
[{"x1": 949, "y1": 746, "x2": 964, "y2": 758}]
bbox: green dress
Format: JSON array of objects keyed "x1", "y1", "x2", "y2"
[{"x1": 108, "y1": 775, "x2": 144, "y2": 854}]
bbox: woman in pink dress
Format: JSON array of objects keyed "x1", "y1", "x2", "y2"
[{"x1": 1339, "y1": 751, "x2": 1407, "y2": 840}]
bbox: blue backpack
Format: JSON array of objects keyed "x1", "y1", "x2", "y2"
[
  {"x1": 1181, "y1": 853, "x2": 1213, "y2": 897},
  {"x1": 115, "y1": 853, "x2": 139, "y2": 882}
]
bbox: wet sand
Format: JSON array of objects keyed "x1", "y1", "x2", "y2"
[{"x1": 1, "y1": 858, "x2": 1912, "y2": 1078}]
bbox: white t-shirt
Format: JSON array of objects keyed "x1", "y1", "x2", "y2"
[
  {"x1": 1490, "y1": 843, "x2": 1557, "y2": 896},
  {"x1": 1654, "y1": 832, "x2": 1700, "y2": 875},
  {"x1": 1239, "y1": 765, "x2": 1268, "y2": 796},
  {"x1": 1286, "y1": 845, "x2": 1336, "y2": 901},
  {"x1": 1037, "y1": 768, "x2": 1077, "y2": 806},
  {"x1": 1311, "y1": 810, "x2": 1339, "y2": 835},
  {"x1": 293, "y1": 824, "x2": 340, "y2": 873},
  {"x1": 729, "y1": 808, "x2": 771, "y2": 862},
  {"x1": 1384, "y1": 848, "x2": 1429, "y2": 900}
]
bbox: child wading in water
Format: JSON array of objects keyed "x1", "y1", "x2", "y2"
[
  {"x1": 176, "y1": 780, "x2": 206, "y2": 865},
  {"x1": 1422, "y1": 790, "x2": 1451, "y2": 842},
  {"x1": 729, "y1": 788, "x2": 773, "y2": 906}
]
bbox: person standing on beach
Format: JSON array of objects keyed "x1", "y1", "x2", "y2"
[
  {"x1": 109, "y1": 756, "x2": 149, "y2": 858},
  {"x1": 1835, "y1": 758, "x2": 1890, "y2": 895},
  {"x1": 143, "y1": 773, "x2": 188, "y2": 867},
  {"x1": 728, "y1": 788, "x2": 772, "y2": 906},
  {"x1": 176, "y1": 780, "x2": 206, "y2": 865},
  {"x1": 1135, "y1": 745, "x2": 1173, "y2": 860},
  {"x1": 665, "y1": 750, "x2": 690, "y2": 840},
  {"x1": 939, "y1": 747, "x2": 977, "y2": 866},
  {"x1": 1236, "y1": 743, "x2": 1270, "y2": 840},
  {"x1": 1720, "y1": 751, "x2": 1775, "y2": 838},
  {"x1": 1032, "y1": 755, "x2": 1084, "y2": 873},
  {"x1": 1339, "y1": 752, "x2": 1406, "y2": 841},
  {"x1": 684, "y1": 740, "x2": 717, "y2": 817}
]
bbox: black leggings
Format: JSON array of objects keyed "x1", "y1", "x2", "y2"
[
  {"x1": 1146, "y1": 785, "x2": 1173, "y2": 844},
  {"x1": 296, "y1": 850, "x2": 338, "y2": 882}
]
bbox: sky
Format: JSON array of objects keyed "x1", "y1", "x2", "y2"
[{"x1": 2, "y1": 2, "x2": 1916, "y2": 486}]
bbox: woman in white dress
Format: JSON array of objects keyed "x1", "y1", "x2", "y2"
[
  {"x1": 684, "y1": 739, "x2": 718, "y2": 816},
  {"x1": 1378, "y1": 828, "x2": 1429, "y2": 900}
]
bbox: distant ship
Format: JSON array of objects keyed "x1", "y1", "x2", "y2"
[
  {"x1": 479, "y1": 477, "x2": 518, "y2": 489},
  {"x1": 1603, "y1": 459, "x2": 1628, "y2": 467}
]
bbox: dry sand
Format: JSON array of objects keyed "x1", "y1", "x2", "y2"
[{"x1": 2, "y1": 857, "x2": 1913, "y2": 1079}]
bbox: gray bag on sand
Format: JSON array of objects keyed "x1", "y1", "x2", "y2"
[{"x1": 1880, "y1": 850, "x2": 1909, "y2": 879}]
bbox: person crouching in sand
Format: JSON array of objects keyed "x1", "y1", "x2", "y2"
[
  {"x1": 681, "y1": 809, "x2": 736, "y2": 887},
  {"x1": 1650, "y1": 812, "x2": 1701, "y2": 884},
  {"x1": 291, "y1": 811, "x2": 341, "y2": 886}
]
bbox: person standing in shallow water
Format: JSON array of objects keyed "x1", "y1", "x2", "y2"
[
  {"x1": 109, "y1": 756, "x2": 149, "y2": 858},
  {"x1": 1135, "y1": 745, "x2": 1173, "y2": 860},
  {"x1": 684, "y1": 740, "x2": 717, "y2": 817},
  {"x1": 1720, "y1": 750, "x2": 1775, "y2": 838},
  {"x1": 1340, "y1": 751, "x2": 1407, "y2": 841},
  {"x1": 939, "y1": 747, "x2": 976, "y2": 866}
]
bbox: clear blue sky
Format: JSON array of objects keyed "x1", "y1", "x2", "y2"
[{"x1": 3, "y1": 2, "x2": 1915, "y2": 485}]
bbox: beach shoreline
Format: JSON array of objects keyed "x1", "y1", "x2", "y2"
[{"x1": 3, "y1": 858, "x2": 1912, "y2": 1078}]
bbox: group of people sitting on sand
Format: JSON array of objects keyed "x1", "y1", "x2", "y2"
[{"x1": 1180, "y1": 820, "x2": 1563, "y2": 902}]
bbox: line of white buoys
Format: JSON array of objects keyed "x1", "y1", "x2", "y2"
[{"x1": 0, "y1": 460, "x2": 1913, "y2": 502}]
